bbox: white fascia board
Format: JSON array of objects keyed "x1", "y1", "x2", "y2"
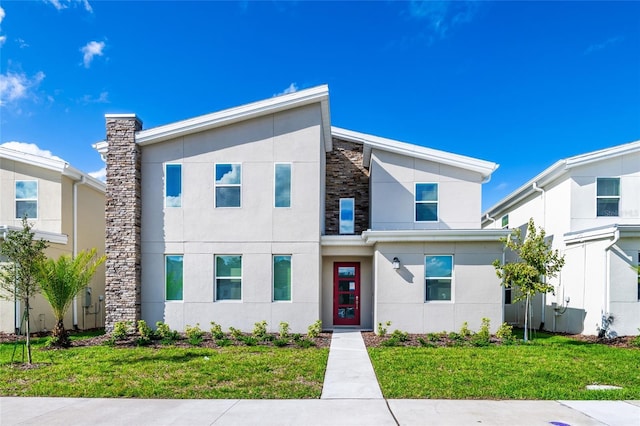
[
  {"x1": 0, "y1": 146, "x2": 67, "y2": 173},
  {"x1": 362, "y1": 229, "x2": 511, "y2": 244},
  {"x1": 0, "y1": 225, "x2": 68, "y2": 245},
  {"x1": 134, "y1": 85, "x2": 330, "y2": 147},
  {"x1": 565, "y1": 139, "x2": 640, "y2": 169},
  {"x1": 321, "y1": 235, "x2": 374, "y2": 246},
  {"x1": 565, "y1": 224, "x2": 640, "y2": 244},
  {"x1": 62, "y1": 165, "x2": 106, "y2": 193},
  {"x1": 332, "y1": 127, "x2": 499, "y2": 178}
]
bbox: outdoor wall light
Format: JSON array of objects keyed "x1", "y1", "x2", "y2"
[{"x1": 392, "y1": 257, "x2": 401, "y2": 270}]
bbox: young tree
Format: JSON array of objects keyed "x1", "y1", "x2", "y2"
[
  {"x1": 0, "y1": 218, "x2": 49, "y2": 363},
  {"x1": 37, "y1": 248, "x2": 106, "y2": 347},
  {"x1": 493, "y1": 218, "x2": 565, "y2": 342}
]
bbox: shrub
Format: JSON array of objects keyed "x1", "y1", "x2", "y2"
[
  {"x1": 390, "y1": 329, "x2": 409, "y2": 342},
  {"x1": 185, "y1": 323, "x2": 204, "y2": 346},
  {"x1": 216, "y1": 338, "x2": 232, "y2": 347},
  {"x1": 496, "y1": 322, "x2": 515, "y2": 343},
  {"x1": 155, "y1": 321, "x2": 179, "y2": 344},
  {"x1": 459, "y1": 322, "x2": 472, "y2": 337},
  {"x1": 136, "y1": 320, "x2": 153, "y2": 346},
  {"x1": 229, "y1": 327, "x2": 244, "y2": 340},
  {"x1": 426, "y1": 332, "x2": 440, "y2": 342},
  {"x1": 417, "y1": 337, "x2": 436, "y2": 347},
  {"x1": 253, "y1": 320, "x2": 268, "y2": 340},
  {"x1": 273, "y1": 338, "x2": 289, "y2": 347},
  {"x1": 210, "y1": 321, "x2": 224, "y2": 339},
  {"x1": 381, "y1": 337, "x2": 400, "y2": 347},
  {"x1": 307, "y1": 320, "x2": 322, "y2": 338},
  {"x1": 377, "y1": 321, "x2": 392, "y2": 336},
  {"x1": 471, "y1": 318, "x2": 491, "y2": 347},
  {"x1": 632, "y1": 329, "x2": 640, "y2": 347},
  {"x1": 278, "y1": 321, "x2": 290, "y2": 339},
  {"x1": 296, "y1": 338, "x2": 315, "y2": 348},
  {"x1": 112, "y1": 321, "x2": 131, "y2": 341},
  {"x1": 240, "y1": 335, "x2": 258, "y2": 346}
]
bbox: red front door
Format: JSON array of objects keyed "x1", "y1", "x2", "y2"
[{"x1": 333, "y1": 262, "x2": 360, "y2": 326}]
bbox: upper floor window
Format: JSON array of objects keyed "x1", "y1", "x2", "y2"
[
  {"x1": 165, "y1": 255, "x2": 183, "y2": 301},
  {"x1": 215, "y1": 164, "x2": 241, "y2": 208},
  {"x1": 15, "y1": 180, "x2": 38, "y2": 219},
  {"x1": 596, "y1": 177, "x2": 620, "y2": 217},
  {"x1": 273, "y1": 255, "x2": 292, "y2": 301},
  {"x1": 274, "y1": 163, "x2": 291, "y2": 208},
  {"x1": 165, "y1": 164, "x2": 182, "y2": 208},
  {"x1": 339, "y1": 198, "x2": 355, "y2": 234},
  {"x1": 425, "y1": 255, "x2": 453, "y2": 301},
  {"x1": 215, "y1": 255, "x2": 242, "y2": 300},
  {"x1": 501, "y1": 214, "x2": 509, "y2": 228},
  {"x1": 415, "y1": 183, "x2": 438, "y2": 222}
]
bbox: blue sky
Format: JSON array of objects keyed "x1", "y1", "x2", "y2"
[{"x1": 1, "y1": 1, "x2": 638, "y2": 211}]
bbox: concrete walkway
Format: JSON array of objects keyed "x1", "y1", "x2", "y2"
[{"x1": 2, "y1": 330, "x2": 640, "y2": 425}]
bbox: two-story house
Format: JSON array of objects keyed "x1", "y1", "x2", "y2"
[
  {"x1": 0, "y1": 146, "x2": 106, "y2": 334},
  {"x1": 482, "y1": 141, "x2": 640, "y2": 336},
  {"x1": 96, "y1": 85, "x2": 510, "y2": 334}
]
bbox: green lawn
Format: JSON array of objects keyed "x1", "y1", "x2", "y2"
[
  {"x1": 369, "y1": 333, "x2": 640, "y2": 399},
  {"x1": 0, "y1": 335, "x2": 329, "y2": 399}
]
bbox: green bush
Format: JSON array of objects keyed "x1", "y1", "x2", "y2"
[
  {"x1": 185, "y1": 324, "x2": 204, "y2": 346},
  {"x1": 253, "y1": 320, "x2": 268, "y2": 340},
  {"x1": 273, "y1": 338, "x2": 289, "y2": 347},
  {"x1": 381, "y1": 337, "x2": 400, "y2": 347},
  {"x1": 471, "y1": 318, "x2": 491, "y2": 347},
  {"x1": 377, "y1": 321, "x2": 391, "y2": 336},
  {"x1": 390, "y1": 329, "x2": 409, "y2": 342},
  {"x1": 307, "y1": 320, "x2": 322, "y2": 338},
  {"x1": 632, "y1": 329, "x2": 640, "y2": 347},
  {"x1": 278, "y1": 321, "x2": 290, "y2": 339},
  {"x1": 155, "y1": 321, "x2": 179, "y2": 344},
  {"x1": 229, "y1": 327, "x2": 244, "y2": 340},
  {"x1": 210, "y1": 321, "x2": 224, "y2": 339},
  {"x1": 496, "y1": 322, "x2": 515, "y2": 344},
  {"x1": 112, "y1": 321, "x2": 131, "y2": 341},
  {"x1": 295, "y1": 338, "x2": 315, "y2": 348},
  {"x1": 241, "y1": 335, "x2": 258, "y2": 346},
  {"x1": 216, "y1": 338, "x2": 232, "y2": 347},
  {"x1": 137, "y1": 320, "x2": 154, "y2": 342},
  {"x1": 459, "y1": 322, "x2": 472, "y2": 337}
]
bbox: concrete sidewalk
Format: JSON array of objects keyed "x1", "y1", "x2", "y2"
[{"x1": 2, "y1": 331, "x2": 639, "y2": 425}]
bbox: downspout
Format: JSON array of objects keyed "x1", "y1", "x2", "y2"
[
  {"x1": 532, "y1": 182, "x2": 547, "y2": 329},
  {"x1": 604, "y1": 227, "x2": 620, "y2": 330},
  {"x1": 72, "y1": 176, "x2": 87, "y2": 329},
  {"x1": 485, "y1": 213, "x2": 496, "y2": 228}
]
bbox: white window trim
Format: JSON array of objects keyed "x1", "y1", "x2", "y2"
[
  {"x1": 165, "y1": 254, "x2": 183, "y2": 302},
  {"x1": 595, "y1": 176, "x2": 620, "y2": 217},
  {"x1": 415, "y1": 182, "x2": 439, "y2": 223},
  {"x1": 15, "y1": 180, "x2": 38, "y2": 219},
  {"x1": 272, "y1": 254, "x2": 292, "y2": 302},
  {"x1": 339, "y1": 198, "x2": 355, "y2": 235},
  {"x1": 164, "y1": 163, "x2": 182, "y2": 208},
  {"x1": 424, "y1": 254, "x2": 454, "y2": 303},
  {"x1": 214, "y1": 254, "x2": 243, "y2": 302},
  {"x1": 214, "y1": 163, "x2": 242, "y2": 208},
  {"x1": 274, "y1": 163, "x2": 292, "y2": 208}
]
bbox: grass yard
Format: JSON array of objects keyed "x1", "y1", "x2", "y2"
[
  {"x1": 369, "y1": 333, "x2": 640, "y2": 400},
  {"x1": 0, "y1": 334, "x2": 329, "y2": 399}
]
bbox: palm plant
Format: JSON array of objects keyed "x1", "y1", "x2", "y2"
[{"x1": 37, "y1": 248, "x2": 105, "y2": 347}]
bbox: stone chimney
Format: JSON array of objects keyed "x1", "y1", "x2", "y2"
[{"x1": 104, "y1": 114, "x2": 143, "y2": 332}]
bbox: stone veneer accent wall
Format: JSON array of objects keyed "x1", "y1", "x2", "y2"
[
  {"x1": 325, "y1": 138, "x2": 370, "y2": 235},
  {"x1": 104, "y1": 115, "x2": 142, "y2": 332}
]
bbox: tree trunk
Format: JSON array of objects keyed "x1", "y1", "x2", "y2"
[
  {"x1": 524, "y1": 294, "x2": 529, "y2": 343},
  {"x1": 25, "y1": 298, "x2": 32, "y2": 364},
  {"x1": 51, "y1": 318, "x2": 70, "y2": 348}
]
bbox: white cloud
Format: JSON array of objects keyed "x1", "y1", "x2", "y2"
[
  {"x1": 81, "y1": 91, "x2": 109, "y2": 104},
  {"x1": 81, "y1": 41, "x2": 105, "y2": 68},
  {"x1": 165, "y1": 195, "x2": 182, "y2": 207},
  {"x1": 584, "y1": 36, "x2": 624, "y2": 55},
  {"x1": 0, "y1": 70, "x2": 46, "y2": 106},
  {"x1": 0, "y1": 7, "x2": 5, "y2": 24},
  {"x1": 89, "y1": 166, "x2": 106, "y2": 182},
  {"x1": 0, "y1": 36, "x2": 6, "y2": 47},
  {"x1": 17, "y1": 38, "x2": 29, "y2": 48},
  {"x1": 408, "y1": 1, "x2": 480, "y2": 40},
  {"x1": 217, "y1": 164, "x2": 241, "y2": 184},
  {"x1": 274, "y1": 83, "x2": 298, "y2": 97},
  {"x1": 44, "y1": 0, "x2": 92, "y2": 13},
  {"x1": 0, "y1": 141, "x2": 64, "y2": 161}
]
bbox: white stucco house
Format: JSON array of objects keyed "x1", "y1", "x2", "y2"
[
  {"x1": 482, "y1": 141, "x2": 640, "y2": 336},
  {"x1": 0, "y1": 146, "x2": 106, "y2": 334},
  {"x1": 96, "y1": 85, "x2": 510, "y2": 334}
]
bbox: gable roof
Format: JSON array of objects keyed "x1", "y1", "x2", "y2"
[
  {"x1": 331, "y1": 127, "x2": 499, "y2": 180},
  {"x1": 0, "y1": 146, "x2": 105, "y2": 192},
  {"x1": 482, "y1": 139, "x2": 640, "y2": 225},
  {"x1": 95, "y1": 85, "x2": 332, "y2": 154}
]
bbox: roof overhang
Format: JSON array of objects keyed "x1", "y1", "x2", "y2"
[
  {"x1": 321, "y1": 235, "x2": 374, "y2": 247},
  {"x1": 0, "y1": 225, "x2": 68, "y2": 245},
  {"x1": 331, "y1": 127, "x2": 499, "y2": 180},
  {"x1": 361, "y1": 229, "x2": 511, "y2": 244},
  {"x1": 564, "y1": 224, "x2": 640, "y2": 245}
]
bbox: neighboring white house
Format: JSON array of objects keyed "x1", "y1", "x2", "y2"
[
  {"x1": 482, "y1": 141, "x2": 640, "y2": 336},
  {"x1": 0, "y1": 146, "x2": 106, "y2": 334},
  {"x1": 95, "y1": 85, "x2": 510, "y2": 334}
]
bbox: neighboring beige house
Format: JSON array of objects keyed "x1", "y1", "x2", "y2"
[
  {"x1": 95, "y1": 85, "x2": 510, "y2": 334},
  {"x1": 0, "y1": 146, "x2": 106, "y2": 334},
  {"x1": 483, "y1": 141, "x2": 640, "y2": 336}
]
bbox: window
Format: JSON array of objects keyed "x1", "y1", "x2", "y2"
[
  {"x1": 215, "y1": 255, "x2": 242, "y2": 300},
  {"x1": 215, "y1": 163, "x2": 241, "y2": 207},
  {"x1": 425, "y1": 255, "x2": 453, "y2": 301},
  {"x1": 504, "y1": 287, "x2": 512, "y2": 304},
  {"x1": 165, "y1": 255, "x2": 183, "y2": 301},
  {"x1": 596, "y1": 177, "x2": 620, "y2": 217},
  {"x1": 273, "y1": 255, "x2": 291, "y2": 301},
  {"x1": 15, "y1": 180, "x2": 38, "y2": 219},
  {"x1": 274, "y1": 163, "x2": 291, "y2": 208},
  {"x1": 501, "y1": 214, "x2": 509, "y2": 229},
  {"x1": 415, "y1": 183, "x2": 438, "y2": 222},
  {"x1": 165, "y1": 164, "x2": 182, "y2": 207},
  {"x1": 339, "y1": 198, "x2": 355, "y2": 234}
]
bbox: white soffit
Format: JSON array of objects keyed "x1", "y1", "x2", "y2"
[
  {"x1": 362, "y1": 229, "x2": 511, "y2": 244},
  {"x1": 0, "y1": 225, "x2": 68, "y2": 245},
  {"x1": 133, "y1": 85, "x2": 332, "y2": 150},
  {"x1": 331, "y1": 127, "x2": 499, "y2": 178}
]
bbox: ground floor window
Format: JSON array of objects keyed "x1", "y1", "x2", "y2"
[
  {"x1": 165, "y1": 255, "x2": 183, "y2": 301},
  {"x1": 425, "y1": 255, "x2": 453, "y2": 301},
  {"x1": 273, "y1": 255, "x2": 291, "y2": 301},
  {"x1": 215, "y1": 255, "x2": 242, "y2": 300}
]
